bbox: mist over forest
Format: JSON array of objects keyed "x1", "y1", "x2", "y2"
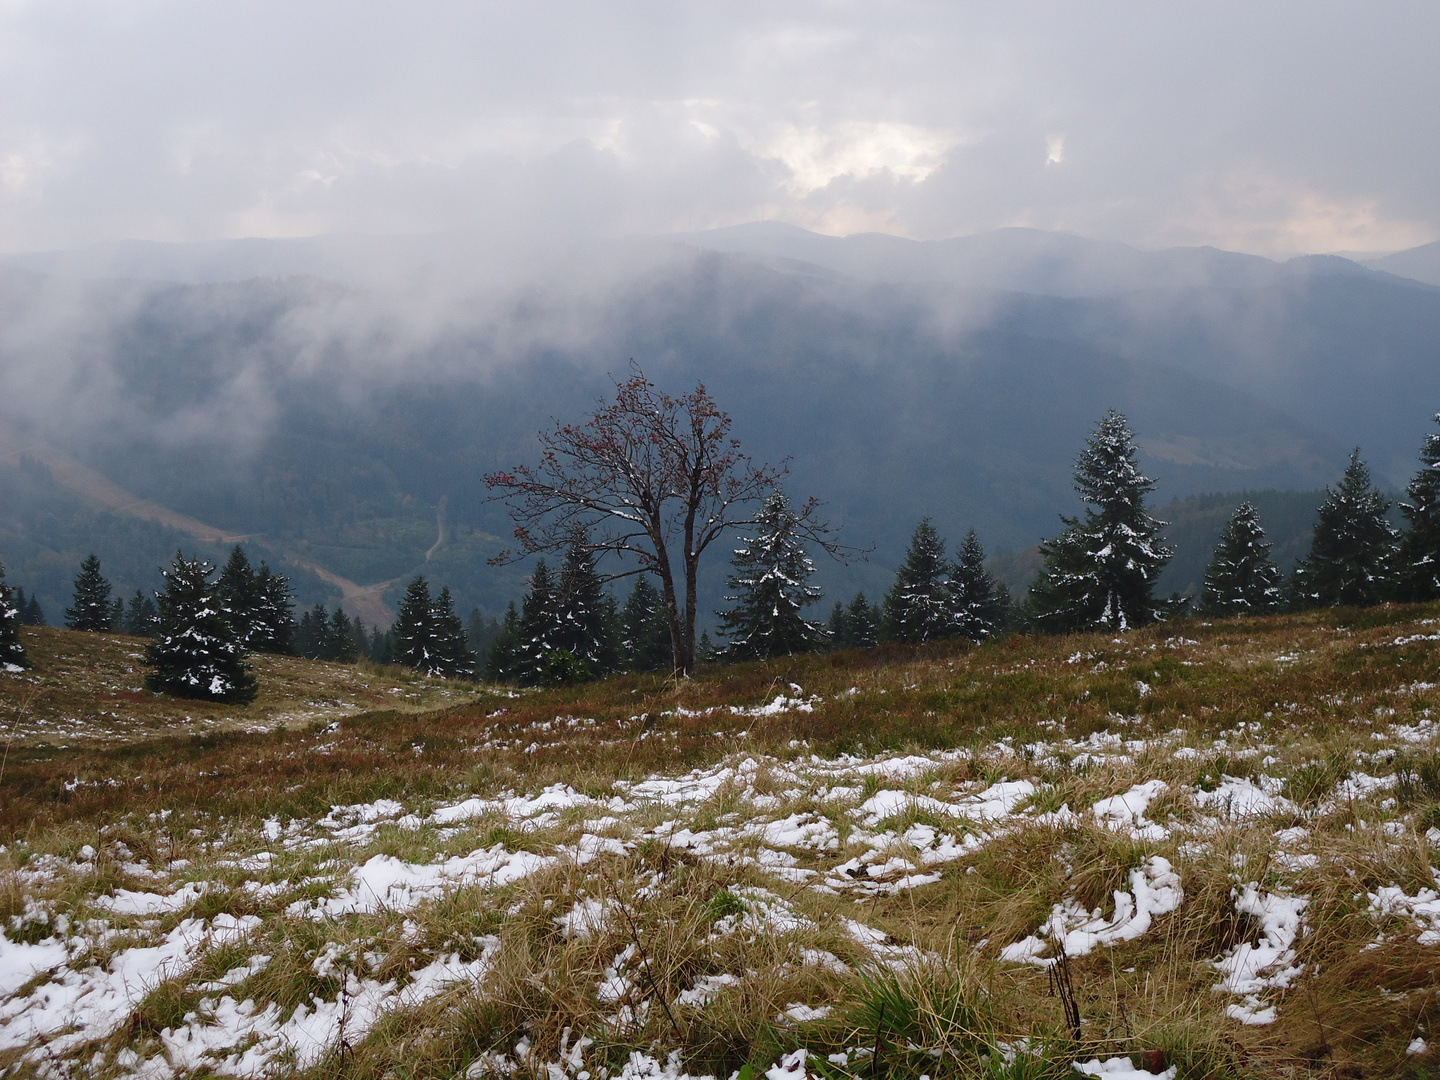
[{"x1": 2, "y1": 225, "x2": 1439, "y2": 626}]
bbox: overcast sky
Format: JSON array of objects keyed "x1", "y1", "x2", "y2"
[{"x1": 1, "y1": 1, "x2": 1436, "y2": 258}]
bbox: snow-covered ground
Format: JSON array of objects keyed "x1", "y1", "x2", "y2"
[{"x1": 3, "y1": 685, "x2": 1438, "y2": 1078}]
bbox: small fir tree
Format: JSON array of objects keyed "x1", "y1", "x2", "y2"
[
  {"x1": 947, "y1": 531, "x2": 1008, "y2": 641},
  {"x1": 1199, "y1": 502, "x2": 1283, "y2": 616},
  {"x1": 716, "y1": 489, "x2": 824, "y2": 660},
  {"x1": 393, "y1": 576, "x2": 448, "y2": 675},
  {"x1": 827, "y1": 591, "x2": 880, "y2": 650},
  {"x1": 430, "y1": 586, "x2": 476, "y2": 680},
  {"x1": 882, "y1": 519, "x2": 952, "y2": 643},
  {"x1": 516, "y1": 560, "x2": 567, "y2": 685},
  {"x1": 217, "y1": 546, "x2": 261, "y2": 648},
  {"x1": 465, "y1": 609, "x2": 503, "y2": 672},
  {"x1": 15, "y1": 588, "x2": 45, "y2": 627},
  {"x1": 1396, "y1": 415, "x2": 1440, "y2": 601},
  {"x1": 1290, "y1": 449, "x2": 1398, "y2": 608},
  {"x1": 368, "y1": 626, "x2": 393, "y2": 665},
  {"x1": 296, "y1": 604, "x2": 329, "y2": 660},
  {"x1": 697, "y1": 630, "x2": 718, "y2": 662},
  {"x1": 621, "y1": 576, "x2": 673, "y2": 672},
  {"x1": 351, "y1": 617, "x2": 370, "y2": 663},
  {"x1": 555, "y1": 533, "x2": 619, "y2": 676},
  {"x1": 326, "y1": 607, "x2": 360, "y2": 662},
  {"x1": 0, "y1": 560, "x2": 30, "y2": 669},
  {"x1": 248, "y1": 565, "x2": 295, "y2": 655},
  {"x1": 124, "y1": 590, "x2": 158, "y2": 636},
  {"x1": 144, "y1": 551, "x2": 256, "y2": 703},
  {"x1": 65, "y1": 554, "x2": 114, "y2": 632},
  {"x1": 483, "y1": 602, "x2": 523, "y2": 682},
  {"x1": 846, "y1": 591, "x2": 880, "y2": 648},
  {"x1": 1026, "y1": 410, "x2": 1174, "y2": 633}
]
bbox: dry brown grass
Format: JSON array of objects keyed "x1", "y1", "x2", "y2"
[
  {"x1": 0, "y1": 625, "x2": 484, "y2": 749},
  {"x1": 3, "y1": 606, "x2": 1440, "y2": 1078}
]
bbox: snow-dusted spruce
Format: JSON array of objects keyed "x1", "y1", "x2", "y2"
[
  {"x1": 516, "y1": 560, "x2": 571, "y2": 684},
  {"x1": 554, "y1": 532, "x2": 620, "y2": 676},
  {"x1": 248, "y1": 563, "x2": 296, "y2": 654},
  {"x1": 325, "y1": 607, "x2": 362, "y2": 663},
  {"x1": 392, "y1": 576, "x2": 439, "y2": 674},
  {"x1": 883, "y1": 518, "x2": 953, "y2": 643},
  {"x1": 716, "y1": 489, "x2": 825, "y2": 660},
  {"x1": 216, "y1": 545, "x2": 261, "y2": 647},
  {"x1": 1396, "y1": 414, "x2": 1440, "y2": 601},
  {"x1": 621, "y1": 576, "x2": 672, "y2": 672},
  {"x1": 947, "y1": 530, "x2": 1009, "y2": 641},
  {"x1": 1027, "y1": 409, "x2": 1175, "y2": 633},
  {"x1": 429, "y1": 586, "x2": 475, "y2": 680},
  {"x1": 0, "y1": 559, "x2": 30, "y2": 670},
  {"x1": 1290, "y1": 449, "x2": 1398, "y2": 608},
  {"x1": 1199, "y1": 502, "x2": 1283, "y2": 616},
  {"x1": 64, "y1": 554, "x2": 114, "y2": 633},
  {"x1": 144, "y1": 551, "x2": 256, "y2": 703},
  {"x1": 392, "y1": 576, "x2": 472, "y2": 679}
]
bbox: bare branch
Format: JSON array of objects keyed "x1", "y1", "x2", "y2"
[{"x1": 483, "y1": 363, "x2": 854, "y2": 673}]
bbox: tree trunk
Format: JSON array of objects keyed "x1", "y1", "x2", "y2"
[
  {"x1": 652, "y1": 555, "x2": 684, "y2": 676},
  {"x1": 681, "y1": 549, "x2": 699, "y2": 675}
]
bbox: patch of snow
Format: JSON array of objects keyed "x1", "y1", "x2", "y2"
[
  {"x1": 1092, "y1": 780, "x2": 1169, "y2": 840},
  {"x1": 1000, "y1": 857, "x2": 1182, "y2": 967},
  {"x1": 92, "y1": 882, "x2": 206, "y2": 916},
  {"x1": 0, "y1": 914, "x2": 260, "y2": 1055},
  {"x1": 288, "y1": 845, "x2": 558, "y2": 918},
  {"x1": 1368, "y1": 876, "x2": 1440, "y2": 946},
  {"x1": 781, "y1": 1002, "x2": 831, "y2": 1023},
  {"x1": 675, "y1": 972, "x2": 739, "y2": 1007},
  {"x1": 0, "y1": 935, "x2": 70, "y2": 998},
  {"x1": 1193, "y1": 776, "x2": 1297, "y2": 819},
  {"x1": 1072, "y1": 1057, "x2": 1176, "y2": 1079},
  {"x1": 161, "y1": 943, "x2": 498, "y2": 1076},
  {"x1": 556, "y1": 898, "x2": 613, "y2": 940},
  {"x1": 1213, "y1": 885, "x2": 1308, "y2": 1024}
]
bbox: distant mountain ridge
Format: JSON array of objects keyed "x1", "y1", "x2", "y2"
[
  {"x1": 6, "y1": 223, "x2": 1439, "y2": 296},
  {"x1": 1365, "y1": 239, "x2": 1440, "y2": 288},
  {"x1": 666, "y1": 222, "x2": 1392, "y2": 298}
]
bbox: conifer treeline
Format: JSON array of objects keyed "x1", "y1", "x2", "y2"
[
  {"x1": 485, "y1": 534, "x2": 668, "y2": 686},
  {"x1": 1195, "y1": 432, "x2": 1440, "y2": 616},
  {"x1": 13, "y1": 410, "x2": 1440, "y2": 695}
]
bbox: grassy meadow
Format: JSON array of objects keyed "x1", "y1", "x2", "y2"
[{"x1": 2, "y1": 609, "x2": 1439, "y2": 1079}]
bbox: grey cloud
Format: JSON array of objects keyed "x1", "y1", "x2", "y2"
[{"x1": 0, "y1": 2, "x2": 1436, "y2": 256}]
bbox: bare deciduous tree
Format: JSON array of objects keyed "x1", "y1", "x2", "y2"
[{"x1": 485, "y1": 366, "x2": 847, "y2": 674}]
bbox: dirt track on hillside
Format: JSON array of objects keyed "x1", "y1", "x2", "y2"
[{"x1": 0, "y1": 417, "x2": 396, "y2": 625}]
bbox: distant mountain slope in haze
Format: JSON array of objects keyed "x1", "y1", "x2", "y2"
[
  {"x1": 6, "y1": 223, "x2": 1426, "y2": 297},
  {"x1": 0, "y1": 234, "x2": 464, "y2": 287},
  {"x1": 666, "y1": 222, "x2": 1397, "y2": 298},
  {"x1": 1366, "y1": 239, "x2": 1440, "y2": 288}
]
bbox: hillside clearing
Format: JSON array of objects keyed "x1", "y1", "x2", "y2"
[{"x1": 2, "y1": 611, "x2": 1440, "y2": 1078}]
